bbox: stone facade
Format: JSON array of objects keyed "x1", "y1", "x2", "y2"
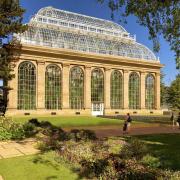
[{"x1": 6, "y1": 44, "x2": 163, "y2": 116}]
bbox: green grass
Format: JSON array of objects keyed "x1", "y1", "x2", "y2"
[
  {"x1": 10, "y1": 116, "x2": 153, "y2": 128},
  {"x1": 0, "y1": 151, "x2": 79, "y2": 180},
  {"x1": 135, "y1": 134, "x2": 180, "y2": 170}
]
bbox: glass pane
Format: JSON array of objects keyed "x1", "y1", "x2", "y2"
[
  {"x1": 145, "y1": 74, "x2": 155, "y2": 109},
  {"x1": 129, "y1": 72, "x2": 140, "y2": 109},
  {"x1": 18, "y1": 62, "x2": 36, "y2": 110},
  {"x1": 45, "y1": 65, "x2": 61, "y2": 109},
  {"x1": 91, "y1": 68, "x2": 104, "y2": 103},
  {"x1": 69, "y1": 66, "x2": 84, "y2": 109},
  {"x1": 110, "y1": 70, "x2": 123, "y2": 109}
]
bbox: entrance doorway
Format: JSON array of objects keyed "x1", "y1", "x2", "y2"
[{"x1": 91, "y1": 103, "x2": 104, "y2": 116}]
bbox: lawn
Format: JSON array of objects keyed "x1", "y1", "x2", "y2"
[
  {"x1": 134, "y1": 134, "x2": 180, "y2": 170},
  {"x1": 12, "y1": 116, "x2": 124, "y2": 127},
  {"x1": 0, "y1": 151, "x2": 79, "y2": 180},
  {"x1": 11, "y1": 116, "x2": 149, "y2": 128}
]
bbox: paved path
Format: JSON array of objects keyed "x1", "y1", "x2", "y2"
[
  {"x1": 64, "y1": 125, "x2": 180, "y2": 138},
  {"x1": 0, "y1": 138, "x2": 39, "y2": 159},
  {"x1": 95, "y1": 126, "x2": 180, "y2": 138}
]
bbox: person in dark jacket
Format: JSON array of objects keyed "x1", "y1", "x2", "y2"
[
  {"x1": 122, "y1": 113, "x2": 133, "y2": 134},
  {"x1": 127, "y1": 113, "x2": 132, "y2": 131},
  {"x1": 123, "y1": 119, "x2": 128, "y2": 134}
]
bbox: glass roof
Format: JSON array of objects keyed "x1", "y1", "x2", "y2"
[{"x1": 16, "y1": 6, "x2": 158, "y2": 61}]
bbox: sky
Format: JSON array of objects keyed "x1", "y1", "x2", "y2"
[{"x1": 19, "y1": 0, "x2": 179, "y2": 85}]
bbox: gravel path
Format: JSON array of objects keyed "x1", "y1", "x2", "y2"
[{"x1": 64, "y1": 125, "x2": 180, "y2": 138}]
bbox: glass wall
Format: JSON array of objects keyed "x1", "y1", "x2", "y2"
[
  {"x1": 129, "y1": 72, "x2": 140, "y2": 109},
  {"x1": 18, "y1": 61, "x2": 36, "y2": 110},
  {"x1": 145, "y1": 74, "x2": 155, "y2": 109},
  {"x1": 45, "y1": 64, "x2": 61, "y2": 109},
  {"x1": 110, "y1": 70, "x2": 123, "y2": 109},
  {"x1": 69, "y1": 66, "x2": 84, "y2": 109},
  {"x1": 91, "y1": 68, "x2": 104, "y2": 103}
]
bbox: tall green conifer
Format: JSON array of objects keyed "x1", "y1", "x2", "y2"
[{"x1": 0, "y1": 0, "x2": 27, "y2": 108}]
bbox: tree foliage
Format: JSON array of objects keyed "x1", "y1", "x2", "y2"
[
  {"x1": 167, "y1": 74, "x2": 180, "y2": 110},
  {"x1": 97, "y1": 0, "x2": 180, "y2": 69},
  {"x1": 0, "y1": 0, "x2": 27, "y2": 109},
  {"x1": 160, "y1": 72, "x2": 169, "y2": 107},
  {"x1": 0, "y1": 0, "x2": 27, "y2": 82}
]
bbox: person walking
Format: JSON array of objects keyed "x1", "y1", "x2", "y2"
[
  {"x1": 126, "y1": 113, "x2": 132, "y2": 133},
  {"x1": 123, "y1": 118, "x2": 128, "y2": 134},
  {"x1": 177, "y1": 112, "x2": 180, "y2": 129},
  {"x1": 170, "y1": 112, "x2": 175, "y2": 129}
]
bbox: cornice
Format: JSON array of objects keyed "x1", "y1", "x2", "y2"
[{"x1": 19, "y1": 44, "x2": 164, "y2": 69}]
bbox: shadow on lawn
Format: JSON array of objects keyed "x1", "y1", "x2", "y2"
[
  {"x1": 45, "y1": 176, "x2": 58, "y2": 180},
  {"x1": 32, "y1": 154, "x2": 60, "y2": 171},
  {"x1": 134, "y1": 134, "x2": 180, "y2": 170},
  {"x1": 31, "y1": 153, "x2": 82, "y2": 180}
]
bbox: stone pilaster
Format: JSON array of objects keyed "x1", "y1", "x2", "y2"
[
  {"x1": 37, "y1": 61, "x2": 45, "y2": 109},
  {"x1": 7, "y1": 62, "x2": 18, "y2": 110},
  {"x1": 104, "y1": 68, "x2": 111, "y2": 109},
  {"x1": 140, "y1": 72, "x2": 146, "y2": 109},
  {"x1": 62, "y1": 63, "x2": 70, "y2": 109},
  {"x1": 84, "y1": 66, "x2": 91, "y2": 109},
  {"x1": 155, "y1": 72, "x2": 161, "y2": 110},
  {"x1": 123, "y1": 70, "x2": 129, "y2": 109}
]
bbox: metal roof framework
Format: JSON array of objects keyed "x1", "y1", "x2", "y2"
[{"x1": 16, "y1": 6, "x2": 158, "y2": 62}]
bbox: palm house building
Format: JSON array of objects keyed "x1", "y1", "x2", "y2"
[{"x1": 7, "y1": 6, "x2": 163, "y2": 116}]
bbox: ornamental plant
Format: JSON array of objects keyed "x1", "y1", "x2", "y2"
[{"x1": 0, "y1": 117, "x2": 25, "y2": 140}]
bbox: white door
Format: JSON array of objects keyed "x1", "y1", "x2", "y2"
[{"x1": 91, "y1": 103, "x2": 104, "y2": 116}]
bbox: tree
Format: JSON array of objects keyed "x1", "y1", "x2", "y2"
[
  {"x1": 0, "y1": 0, "x2": 27, "y2": 110},
  {"x1": 97, "y1": 0, "x2": 180, "y2": 69},
  {"x1": 167, "y1": 74, "x2": 180, "y2": 110},
  {"x1": 160, "y1": 72, "x2": 168, "y2": 107}
]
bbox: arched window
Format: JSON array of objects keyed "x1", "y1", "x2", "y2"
[
  {"x1": 69, "y1": 66, "x2": 84, "y2": 109},
  {"x1": 145, "y1": 74, "x2": 155, "y2": 109},
  {"x1": 111, "y1": 70, "x2": 123, "y2": 109},
  {"x1": 91, "y1": 68, "x2": 104, "y2": 103},
  {"x1": 129, "y1": 72, "x2": 140, "y2": 109},
  {"x1": 18, "y1": 61, "x2": 36, "y2": 110},
  {"x1": 45, "y1": 65, "x2": 61, "y2": 109}
]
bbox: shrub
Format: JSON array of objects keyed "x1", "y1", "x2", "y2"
[
  {"x1": 10, "y1": 123, "x2": 25, "y2": 140},
  {"x1": 23, "y1": 122, "x2": 38, "y2": 137},
  {"x1": 0, "y1": 117, "x2": 25, "y2": 140},
  {"x1": 160, "y1": 170, "x2": 180, "y2": 180},
  {"x1": 105, "y1": 138, "x2": 125, "y2": 154},
  {"x1": 58, "y1": 141, "x2": 94, "y2": 163},
  {"x1": 28, "y1": 118, "x2": 41, "y2": 126},
  {"x1": 141, "y1": 154, "x2": 161, "y2": 168},
  {"x1": 36, "y1": 124, "x2": 68, "y2": 151},
  {"x1": 0, "y1": 126, "x2": 12, "y2": 140},
  {"x1": 80, "y1": 158, "x2": 108, "y2": 179},
  {"x1": 68, "y1": 129, "x2": 97, "y2": 142},
  {"x1": 39, "y1": 121, "x2": 53, "y2": 128},
  {"x1": 79, "y1": 152, "x2": 163, "y2": 180},
  {"x1": 119, "y1": 138, "x2": 148, "y2": 160},
  {"x1": 37, "y1": 136, "x2": 63, "y2": 152}
]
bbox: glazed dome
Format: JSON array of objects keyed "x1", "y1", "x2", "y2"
[{"x1": 16, "y1": 6, "x2": 158, "y2": 61}]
